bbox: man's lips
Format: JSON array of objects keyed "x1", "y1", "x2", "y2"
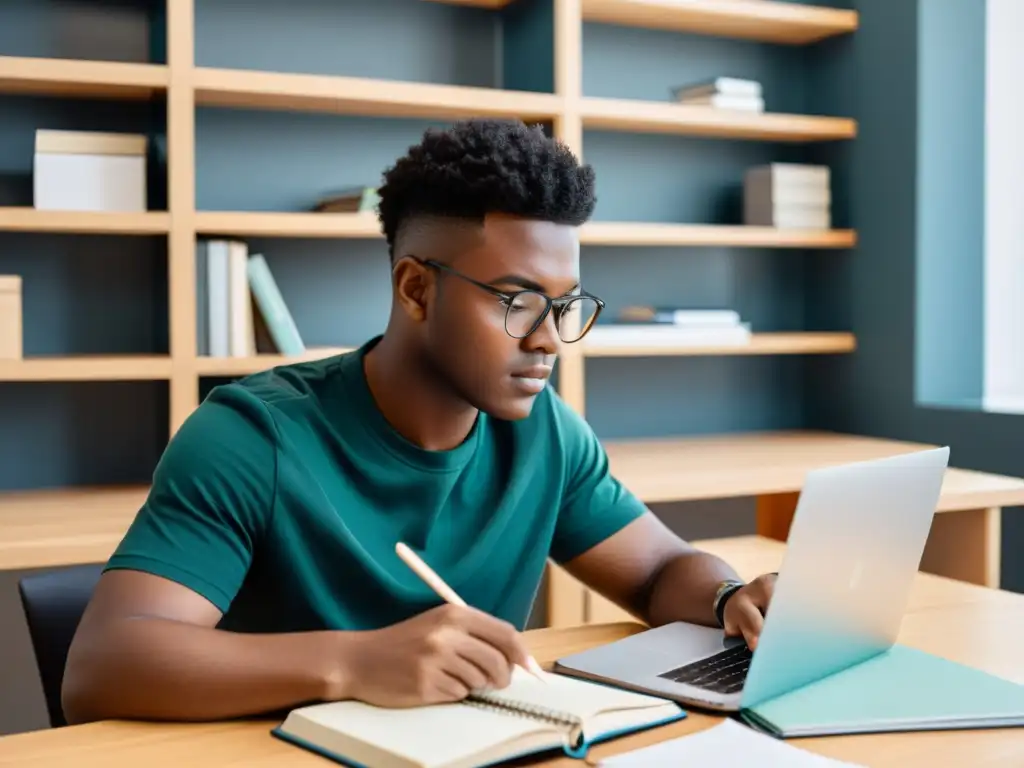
[
  {"x1": 511, "y1": 365, "x2": 553, "y2": 381},
  {"x1": 510, "y1": 365, "x2": 553, "y2": 395}
]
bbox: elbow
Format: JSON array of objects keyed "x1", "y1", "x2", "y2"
[
  {"x1": 61, "y1": 675, "x2": 93, "y2": 726},
  {"x1": 61, "y1": 632, "x2": 111, "y2": 725}
]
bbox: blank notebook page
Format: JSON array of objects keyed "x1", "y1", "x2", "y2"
[
  {"x1": 488, "y1": 667, "x2": 674, "y2": 721},
  {"x1": 598, "y1": 719, "x2": 865, "y2": 767},
  {"x1": 292, "y1": 694, "x2": 560, "y2": 768}
]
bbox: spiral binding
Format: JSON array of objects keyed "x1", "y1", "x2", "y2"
[{"x1": 465, "y1": 689, "x2": 585, "y2": 745}]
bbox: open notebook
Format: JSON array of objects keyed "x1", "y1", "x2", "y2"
[{"x1": 272, "y1": 667, "x2": 685, "y2": 768}]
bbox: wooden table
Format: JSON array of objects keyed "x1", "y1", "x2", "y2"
[
  {"x1": 551, "y1": 430, "x2": 1024, "y2": 626},
  {"x1": 3, "y1": 430, "x2": 1023, "y2": 629},
  {"x1": 0, "y1": 535, "x2": 1020, "y2": 768}
]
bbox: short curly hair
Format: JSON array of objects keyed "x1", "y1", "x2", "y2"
[{"x1": 377, "y1": 119, "x2": 596, "y2": 257}]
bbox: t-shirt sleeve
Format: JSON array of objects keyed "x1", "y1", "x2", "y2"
[
  {"x1": 104, "y1": 385, "x2": 278, "y2": 613},
  {"x1": 549, "y1": 392, "x2": 649, "y2": 564}
]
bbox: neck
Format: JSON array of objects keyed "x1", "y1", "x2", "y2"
[{"x1": 362, "y1": 333, "x2": 479, "y2": 452}]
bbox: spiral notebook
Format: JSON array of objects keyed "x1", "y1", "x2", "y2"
[{"x1": 271, "y1": 667, "x2": 685, "y2": 768}]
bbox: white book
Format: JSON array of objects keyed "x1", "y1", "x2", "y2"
[
  {"x1": 745, "y1": 201, "x2": 832, "y2": 229},
  {"x1": 745, "y1": 163, "x2": 831, "y2": 190},
  {"x1": 206, "y1": 240, "x2": 230, "y2": 358},
  {"x1": 586, "y1": 323, "x2": 752, "y2": 347},
  {"x1": 678, "y1": 93, "x2": 765, "y2": 112},
  {"x1": 618, "y1": 307, "x2": 742, "y2": 327},
  {"x1": 227, "y1": 240, "x2": 254, "y2": 357},
  {"x1": 672, "y1": 77, "x2": 762, "y2": 100}
]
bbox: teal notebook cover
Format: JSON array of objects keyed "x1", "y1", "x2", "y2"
[{"x1": 740, "y1": 644, "x2": 1024, "y2": 738}]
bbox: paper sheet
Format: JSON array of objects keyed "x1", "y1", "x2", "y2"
[{"x1": 599, "y1": 719, "x2": 865, "y2": 767}]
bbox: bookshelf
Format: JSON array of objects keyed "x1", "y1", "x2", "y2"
[
  {"x1": 580, "y1": 0, "x2": 858, "y2": 44},
  {"x1": 0, "y1": 0, "x2": 859, "y2": 628}
]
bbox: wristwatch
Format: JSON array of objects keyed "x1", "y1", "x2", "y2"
[{"x1": 712, "y1": 579, "x2": 745, "y2": 628}]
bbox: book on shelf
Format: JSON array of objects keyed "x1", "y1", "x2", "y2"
[
  {"x1": 196, "y1": 239, "x2": 305, "y2": 359},
  {"x1": 618, "y1": 306, "x2": 742, "y2": 328},
  {"x1": 312, "y1": 186, "x2": 380, "y2": 214},
  {"x1": 586, "y1": 322, "x2": 752, "y2": 348},
  {"x1": 272, "y1": 666, "x2": 684, "y2": 768},
  {"x1": 671, "y1": 77, "x2": 764, "y2": 113},
  {"x1": 744, "y1": 163, "x2": 831, "y2": 229}
]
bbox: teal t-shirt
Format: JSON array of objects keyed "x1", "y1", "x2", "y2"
[{"x1": 105, "y1": 337, "x2": 648, "y2": 632}]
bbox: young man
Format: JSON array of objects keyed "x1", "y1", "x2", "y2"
[{"x1": 62, "y1": 119, "x2": 777, "y2": 724}]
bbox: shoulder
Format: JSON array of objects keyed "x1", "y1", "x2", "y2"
[
  {"x1": 159, "y1": 354, "x2": 345, "y2": 487},
  {"x1": 193, "y1": 352, "x2": 346, "y2": 437}
]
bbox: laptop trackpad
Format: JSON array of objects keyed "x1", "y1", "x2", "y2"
[{"x1": 557, "y1": 621, "x2": 733, "y2": 681}]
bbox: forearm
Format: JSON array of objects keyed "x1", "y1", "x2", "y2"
[
  {"x1": 62, "y1": 618, "x2": 355, "y2": 724},
  {"x1": 645, "y1": 550, "x2": 742, "y2": 628}
]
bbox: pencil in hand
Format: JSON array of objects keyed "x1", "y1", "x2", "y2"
[{"x1": 395, "y1": 542, "x2": 548, "y2": 684}]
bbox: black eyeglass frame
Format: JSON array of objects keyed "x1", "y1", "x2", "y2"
[{"x1": 407, "y1": 256, "x2": 605, "y2": 343}]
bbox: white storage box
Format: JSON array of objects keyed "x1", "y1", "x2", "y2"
[
  {"x1": 34, "y1": 129, "x2": 148, "y2": 212},
  {"x1": 0, "y1": 276, "x2": 22, "y2": 360}
]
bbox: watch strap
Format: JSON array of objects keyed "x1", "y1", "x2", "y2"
[{"x1": 712, "y1": 579, "x2": 744, "y2": 628}]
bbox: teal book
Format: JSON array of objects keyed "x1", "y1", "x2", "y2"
[
  {"x1": 246, "y1": 253, "x2": 305, "y2": 356},
  {"x1": 740, "y1": 644, "x2": 1024, "y2": 738},
  {"x1": 271, "y1": 667, "x2": 684, "y2": 768}
]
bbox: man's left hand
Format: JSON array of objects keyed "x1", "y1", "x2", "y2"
[{"x1": 722, "y1": 573, "x2": 777, "y2": 650}]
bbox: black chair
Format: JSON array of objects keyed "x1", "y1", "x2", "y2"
[{"x1": 18, "y1": 564, "x2": 104, "y2": 728}]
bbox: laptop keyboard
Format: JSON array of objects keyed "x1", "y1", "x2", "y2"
[{"x1": 656, "y1": 643, "x2": 752, "y2": 694}]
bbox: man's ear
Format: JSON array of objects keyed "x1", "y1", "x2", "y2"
[{"x1": 392, "y1": 256, "x2": 430, "y2": 323}]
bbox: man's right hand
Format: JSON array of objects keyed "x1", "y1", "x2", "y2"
[{"x1": 333, "y1": 604, "x2": 533, "y2": 707}]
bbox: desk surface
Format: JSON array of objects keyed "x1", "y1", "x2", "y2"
[
  {"x1": 0, "y1": 535, "x2": 1021, "y2": 768},
  {"x1": 605, "y1": 429, "x2": 1024, "y2": 509},
  {"x1": 3, "y1": 430, "x2": 1024, "y2": 572}
]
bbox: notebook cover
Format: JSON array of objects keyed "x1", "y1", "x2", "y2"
[
  {"x1": 270, "y1": 709, "x2": 686, "y2": 767},
  {"x1": 740, "y1": 644, "x2": 1024, "y2": 738}
]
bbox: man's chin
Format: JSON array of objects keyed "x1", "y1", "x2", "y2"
[{"x1": 480, "y1": 392, "x2": 541, "y2": 421}]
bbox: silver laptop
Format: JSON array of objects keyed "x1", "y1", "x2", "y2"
[{"x1": 554, "y1": 446, "x2": 950, "y2": 713}]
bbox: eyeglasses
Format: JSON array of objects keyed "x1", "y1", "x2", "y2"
[{"x1": 409, "y1": 257, "x2": 604, "y2": 343}]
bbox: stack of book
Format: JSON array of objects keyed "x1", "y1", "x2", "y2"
[
  {"x1": 671, "y1": 77, "x2": 764, "y2": 113},
  {"x1": 743, "y1": 163, "x2": 831, "y2": 229},
  {"x1": 312, "y1": 186, "x2": 379, "y2": 214},
  {"x1": 196, "y1": 239, "x2": 306, "y2": 358},
  {"x1": 585, "y1": 307, "x2": 751, "y2": 348}
]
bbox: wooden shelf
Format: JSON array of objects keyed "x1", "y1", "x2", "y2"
[
  {"x1": 0, "y1": 208, "x2": 170, "y2": 235},
  {"x1": 583, "y1": 332, "x2": 856, "y2": 358},
  {"x1": 580, "y1": 222, "x2": 856, "y2": 248},
  {"x1": 196, "y1": 348, "x2": 353, "y2": 377},
  {"x1": 195, "y1": 212, "x2": 382, "y2": 239},
  {"x1": 193, "y1": 66, "x2": 563, "y2": 121},
  {"x1": 0, "y1": 55, "x2": 168, "y2": 100},
  {"x1": 0, "y1": 356, "x2": 173, "y2": 381},
  {"x1": 581, "y1": 0, "x2": 858, "y2": 45},
  {"x1": 194, "y1": 216, "x2": 856, "y2": 248},
  {"x1": 581, "y1": 97, "x2": 856, "y2": 141}
]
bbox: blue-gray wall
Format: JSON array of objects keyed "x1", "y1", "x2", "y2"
[{"x1": 803, "y1": 0, "x2": 1023, "y2": 590}]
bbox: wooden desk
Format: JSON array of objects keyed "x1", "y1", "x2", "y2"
[
  {"x1": 3, "y1": 430, "x2": 1023, "y2": 631},
  {"x1": 0, "y1": 537, "x2": 1021, "y2": 767},
  {"x1": 0, "y1": 486, "x2": 146, "y2": 572},
  {"x1": 552, "y1": 430, "x2": 1024, "y2": 627}
]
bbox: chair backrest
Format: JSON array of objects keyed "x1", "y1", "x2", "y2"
[{"x1": 18, "y1": 564, "x2": 104, "y2": 728}]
